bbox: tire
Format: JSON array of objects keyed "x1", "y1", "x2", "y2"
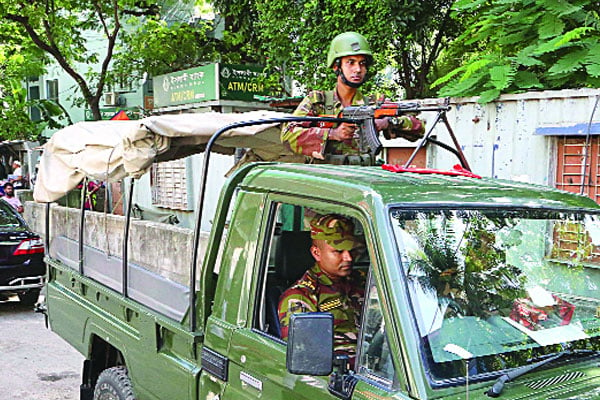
[
  {"x1": 18, "y1": 289, "x2": 40, "y2": 306},
  {"x1": 93, "y1": 366, "x2": 136, "y2": 400}
]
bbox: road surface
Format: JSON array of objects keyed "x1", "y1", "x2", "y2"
[{"x1": 0, "y1": 295, "x2": 83, "y2": 400}]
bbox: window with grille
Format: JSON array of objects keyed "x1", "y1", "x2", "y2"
[
  {"x1": 551, "y1": 220, "x2": 600, "y2": 263},
  {"x1": 46, "y1": 79, "x2": 59, "y2": 101},
  {"x1": 555, "y1": 136, "x2": 600, "y2": 202},
  {"x1": 150, "y1": 159, "x2": 191, "y2": 210},
  {"x1": 554, "y1": 136, "x2": 600, "y2": 262}
]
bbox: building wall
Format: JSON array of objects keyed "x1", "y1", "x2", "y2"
[
  {"x1": 130, "y1": 152, "x2": 235, "y2": 230},
  {"x1": 386, "y1": 88, "x2": 600, "y2": 187}
]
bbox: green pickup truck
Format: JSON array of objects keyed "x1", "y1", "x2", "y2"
[{"x1": 35, "y1": 112, "x2": 600, "y2": 399}]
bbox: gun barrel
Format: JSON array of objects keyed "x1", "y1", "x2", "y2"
[{"x1": 380, "y1": 103, "x2": 452, "y2": 112}]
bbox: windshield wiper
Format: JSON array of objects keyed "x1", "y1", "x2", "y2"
[{"x1": 486, "y1": 349, "x2": 600, "y2": 397}]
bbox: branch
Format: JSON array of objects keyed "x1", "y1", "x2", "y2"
[
  {"x1": 5, "y1": 13, "x2": 94, "y2": 100},
  {"x1": 93, "y1": 0, "x2": 111, "y2": 38},
  {"x1": 92, "y1": 0, "x2": 121, "y2": 98},
  {"x1": 423, "y1": 3, "x2": 453, "y2": 75},
  {"x1": 122, "y1": 4, "x2": 159, "y2": 17}
]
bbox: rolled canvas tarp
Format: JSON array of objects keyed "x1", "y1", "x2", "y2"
[{"x1": 33, "y1": 110, "x2": 297, "y2": 203}]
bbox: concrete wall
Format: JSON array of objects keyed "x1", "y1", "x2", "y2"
[{"x1": 25, "y1": 201, "x2": 209, "y2": 286}]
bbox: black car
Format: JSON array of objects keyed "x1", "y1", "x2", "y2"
[{"x1": 0, "y1": 199, "x2": 45, "y2": 305}]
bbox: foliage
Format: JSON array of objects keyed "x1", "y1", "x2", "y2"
[
  {"x1": 433, "y1": 0, "x2": 600, "y2": 103},
  {"x1": 213, "y1": 0, "x2": 465, "y2": 99},
  {"x1": 0, "y1": 41, "x2": 69, "y2": 140},
  {"x1": 0, "y1": 79, "x2": 69, "y2": 141},
  {"x1": 110, "y1": 4, "x2": 257, "y2": 86},
  {"x1": 411, "y1": 213, "x2": 526, "y2": 318},
  {"x1": 0, "y1": 0, "x2": 173, "y2": 120}
]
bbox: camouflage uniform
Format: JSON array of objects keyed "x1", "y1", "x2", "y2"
[
  {"x1": 281, "y1": 89, "x2": 425, "y2": 162},
  {"x1": 278, "y1": 215, "x2": 365, "y2": 357},
  {"x1": 281, "y1": 90, "x2": 369, "y2": 159}
]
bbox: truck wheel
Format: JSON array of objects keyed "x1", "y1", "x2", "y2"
[
  {"x1": 18, "y1": 289, "x2": 40, "y2": 306},
  {"x1": 94, "y1": 366, "x2": 136, "y2": 400}
]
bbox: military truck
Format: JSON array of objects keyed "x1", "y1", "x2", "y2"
[{"x1": 34, "y1": 110, "x2": 600, "y2": 399}]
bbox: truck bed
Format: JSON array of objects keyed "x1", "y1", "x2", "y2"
[{"x1": 50, "y1": 235, "x2": 190, "y2": 321}]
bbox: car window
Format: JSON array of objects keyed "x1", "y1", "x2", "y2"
[{"x1": 0, "y1": 201, "x2": 22, "y2": 227}]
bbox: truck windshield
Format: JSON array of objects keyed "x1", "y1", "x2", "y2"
[{"x1": 390, "y1": 208, "x2": 600, "y2": 384}]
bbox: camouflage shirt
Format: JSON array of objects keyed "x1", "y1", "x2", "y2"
[
  {"x1": 281, "y1": 89, "x2": 371, "y2": 158},
  {"x1": 278, "y1": 263, "x2": 365, "y2": 357},
  {"x1": 281, "y1": 89, "x2": 425, "y2": 160}
]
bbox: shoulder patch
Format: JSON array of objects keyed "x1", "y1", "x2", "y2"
[{"x1": 308, "y1": 90, "x2": 326, "y2": 104}]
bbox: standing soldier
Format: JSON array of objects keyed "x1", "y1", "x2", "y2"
[{"x1": 281, "y1": 32, "x2": 425, "y2": 165}]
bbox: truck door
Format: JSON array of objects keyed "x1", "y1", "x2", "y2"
[
  {"x1": 223, "y1": 199, "x2": 336, "y2": 399},
  {"x1": 205, "y1": 195, "x2": 410, "y2": 399},
  {"x1": 225, "y1": 197, "x2": 412, "y2": 399}
]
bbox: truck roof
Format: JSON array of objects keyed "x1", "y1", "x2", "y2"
[{"x1": 242, "y1": 163, "x2": 600, "y2": 211}]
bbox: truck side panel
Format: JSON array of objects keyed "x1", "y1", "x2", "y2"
[{"x1": 47, "y1": 259, "x2": 200, "y2": 399}]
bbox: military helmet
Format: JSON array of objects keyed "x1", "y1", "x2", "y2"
[{"x1": 327, "y1": 32, "x2": 373, "y2": 68}]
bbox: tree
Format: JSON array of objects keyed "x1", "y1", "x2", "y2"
[
  {"x1": 214, "y1": 0, "x2": 464, "y2": 99},
  {"x1": 432, "y1": 0, "x2": 600, "y2": 103},
  {"x1": 110, "y1": 10, "x2": 251, "y2": 84},
  {"x1": 0, "y1": 0, "x2": 164, "y2": 121},
  {"x1": 1, "y1": 34, "x2": 69, "y2": 140}
]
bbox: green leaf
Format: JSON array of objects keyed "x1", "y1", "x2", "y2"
[
  {"x1": 538, "y1": 13, "x2": 564, "y2": 39},
  {"x1": 431, "y1": 65, "x2": 469, "y2": 88},
  {"x1": 515, "y1": 53, "x2": 544, "y2": 67},
  {"x1": 534, "y1": 27, "x2": 592, "y2": 55},
  {"x1": 461, "y1": 58, "x2": 493, "y2": 82},
  {"x1": 555, "y1": 27, "x2": 594, "y2": 47},
  {"x1": 548, "y1": 48, "x2": 588, "y2": 75},
  {"x1": 477, "y1": 88, "x2": 501, "y2": 104},
  {"x1": 513, "y1": 71, "x2": 543, "y2": 89},
  {"x1": 544, "y1": 0, "x2": 582, "y2": 17},
  {"x1": 489, "y1": 64, "x2": 513, "y2": 90},
  {"x1": 586, "y1": 63, "x2": 600, "y2": 77}
]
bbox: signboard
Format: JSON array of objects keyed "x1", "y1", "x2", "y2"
[
  {"x1": 153, "y1": 64, "x2": 218, "y2": 108},
  {"x1": 219, "y1": 64, "x2": 270, "y2": 101},
  {"x1": 84, "y1": 107, "x2": 140, "y2": 121},
  {"x1": 152, "y1": 63, "x2": 272, "y2": 108}
]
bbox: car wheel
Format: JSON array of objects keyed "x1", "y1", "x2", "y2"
[
  {"x1": 94, "y1": 366, "x2": 136, "y2": 400},
  {"x1": 18, "y1": 289, "x2": 40, "y2": 306}
]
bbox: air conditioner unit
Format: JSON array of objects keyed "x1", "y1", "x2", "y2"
[{"x1": 104, "y1": 92, "x2": 117, "y2": 106}]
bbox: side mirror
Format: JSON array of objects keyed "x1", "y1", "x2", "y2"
[{"x1": 286, "y1": 312, "x2": 333, "y2": 376}]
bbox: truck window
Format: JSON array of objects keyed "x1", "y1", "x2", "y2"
[
  {"x1": 255, "y1": 202, "x2": 313, "y2": 339},
  {"x1": 390, "y1": 208, "x2": 600, "y2": 385},
  {"x1": 357, "y1": 275, "x2": 396, "y2": 385},
  {"x1": 254, "y1": 202, "x2": 374, "y2": 370}
]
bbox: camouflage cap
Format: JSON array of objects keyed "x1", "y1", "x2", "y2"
[{"x1": 310, "y1": 214, "x2": 358, "y2": 251}]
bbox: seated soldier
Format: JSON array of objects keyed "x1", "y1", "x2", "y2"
[{"x1": 278, "y1": 214, "x2": 366, "y2": 363}]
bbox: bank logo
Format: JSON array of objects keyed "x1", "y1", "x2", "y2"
[
  {"x1": 221, "y1": 67, "x2": 231, "y2": 79},
  {"x1": 162, "y1": 76, "x2": 170, "y2": 92}
]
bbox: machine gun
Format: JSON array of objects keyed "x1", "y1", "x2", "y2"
[{"x1": 316, "y1": 99, "x2": 471, "y2": 171}]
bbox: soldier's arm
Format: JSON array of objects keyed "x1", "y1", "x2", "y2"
[{"x1": 277, "y1": 288, "x2": 317, "y2": 340}]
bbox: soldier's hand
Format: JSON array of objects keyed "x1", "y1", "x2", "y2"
[
  {"x1": 330, "y1": 123, "x2": 358, "y2": 141},
  {"x1": 375, "y1": 117, "x2": 390, "y2": 131}
]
